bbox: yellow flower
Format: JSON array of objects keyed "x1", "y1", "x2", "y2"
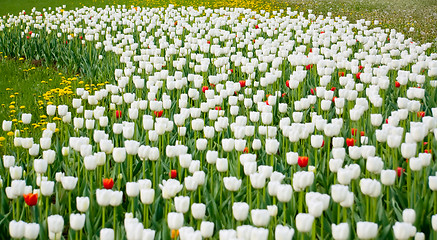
[
  {"x1": 18, "y1": 120, "x2": 23, "y2": 123},
  {"x1": 19, "y1": 57, "x2": 24, "y2": 61},
  {"x1": 40, "y1": 115, "x2": 47, "y2": 119},
  {"x1": 11, "y1": 119, "x2": 17, "y2": 122},
  {"x1": 0, "y1": 137, "x2": 5, "y2": 141},
  {"x1": 55, "y1": 128, "x2": 60, "y2": 132},
  {"x1": 9, "y1": 105, "x2": 15, "y2": 109},
  {"x1": 20, "y1": 106, "x2": 25, "y2": 109},
  {"x1": 10, "y1": 95, "x2": 15, "y2": 98},
  {"x1": 10, "y1": 110, "x2": 16, "y2": 113},
  {"x1": 7, "y1": 131, "x2": 14, "y2": 137}
]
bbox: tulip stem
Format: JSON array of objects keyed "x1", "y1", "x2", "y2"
[
  {"x1": 312, "y1": 218, "x2": 316, "y2": 240},
  {"x1": 257, "y1": 189, "x2": 260, "y2": 208},
  {"x1": 68, "y1": 191, "x2": 72, "y2": 217},
  {"x1": 117, "y1": 163, "x2": 121, "y2": 190},
  {"x1": 144, "y1": 204, "x2": 149, "y2": 228},
  {"x1": 283, "y1": 202, "x2": 287, "y2": 224},
  {"x1": 434, "y1": 192, "x2": 437, "y2": 214},
  {"x1": 152, "y1": 161, "x2": 156, "y2": 190},
  {"x1": 45, "y1": 196, "x2": 49, "y2": 219},
  {"x1": 407, "y1": 165, "x2": 411, "y2": 207},
  {"x1": 102, "y1": 206, "x2": 105, "y2": 229},
  {"x1": 113, "y1": 206, "x2": 117, "y2": 235},
  {"x1": 129, "y1": 155, "x2": 133, "y2": 182},
  {"x1": 321, "y1": 214, "x2": 324, "y2": 238},
  {"x1": 343, "y1": 207, "x2": 347, "y2": 222}
]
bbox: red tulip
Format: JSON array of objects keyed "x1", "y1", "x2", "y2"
[
  {"x1": 306, "y1": 64, "x2": 313, "y2": 70},
  {"x1": 360, "y1": 131, "x2": 365, "y2": 136},
  {"x1": 395, "y1": 81, "x2": 401, "y2": 88},
  {"x1": 356, "y1": 72, "x2": 361, "y2": 79},
  {"x1": 255, "y1": 25, "x2": 259, "y2": 29},
  {"x1": 332, "y1": 96, "x2": 337, "y2": 102},
  {"x1": 207, "y1": 41, "x2": 210, "y2": 44},
  {"x1": 103, "y1": 178, "x2": 114, "y2": 189},
  {"x1": 331, "y1": 87, "x2": 336, "y2": 91},
  {"x1": 338, "y1": 72, "x2": 345, "y2": 77},
  {"x1": 239, "y1": 80, "x2": 246, "y2": 88},
  {"x1": 346, "y1": 138, "x2": 355, "y2": 147},
  {"x1": 28, "y1": 31, "x2": 32, "y2": 35},
  {"x1": 281, "y1": 93, "x2": 287, "y2": 98},
  {"x1": 243, "y1": 147, "x2": 249, "y2": 153},
  {"x1": 424, "y1": 149, "x2": 432, "y2": 154},
  {"x1": 229, "y1": 69, "x2": 234, "y2": 73},
  {"x1": 351, "y1": 128, "x2": 357, "y2": 136},
  {"x1": 417, "y1": 111, "x2": 425, "y2": 118},
  {"x1": 154, "y1": 110, "x2": 163, "y2": 117},
  {"x1": 23, "y1": 193, "x2": 38, "y2": 206},
  {"x1": 169, "y1": 170, "x2": 177, "y2": 179},
  {"x1": 310, "y1": 88, "x2": 316, "y2": 95},
  {"x1": 298, "y1": 156, "x2": 308, "y2": 168},
  {"x1": 215, "y1": 106, "x2": 221, "y2": 111},
  {"x1": 115, "y1": 110, "x2": 122, "y2": 118},
  {"x1": 285, "y1": 80, "x2": 290, "y2": 88},
  {"x1": 397, "y1": 167, "x2": 404, "y2": 177},
  {"x1": 359, "y1": 65, "x2": 364, "y2": 70},
  {"x1": 202, "y1": 86, "x2": 208, "y2": 93}
]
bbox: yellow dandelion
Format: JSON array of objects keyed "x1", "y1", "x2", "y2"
[
  {"x1": 20, "y1": 106, "x2": 25, "y2": 109},
  {"x1": 7, "y1": 131, "x2": 14, "y2": 137},
  {"x1": 40, "y1": 115, "x2": 47, "y2": 119},
  {"x1": 9, "y1": 105, "x2": 15, "y2": 109},
  {"x1": 10, "y1": 95, "x2": 15, "y2": 98},
  {"x1": 10, "y1": 110, "x2": 16, "y2": 113},
  {"x1": 0, "y1": 137, "x2": 5, "y2": 141}
]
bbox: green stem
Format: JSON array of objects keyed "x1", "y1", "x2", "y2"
[{"x1": 102, "y1": 206, "x2": 105, "y2": 229}]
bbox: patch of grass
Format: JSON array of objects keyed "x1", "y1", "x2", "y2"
[{"x1": 0, "y1": 53, "x2": 83, "y2": 133}]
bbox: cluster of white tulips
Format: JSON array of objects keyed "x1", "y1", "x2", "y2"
[{"x1": 1, "y1": 3, "x2": 437, "y2": 240}]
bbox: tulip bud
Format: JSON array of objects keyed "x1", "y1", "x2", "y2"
[
  {"x1": 403, "y1": 209, "x2": 416, "y2": 224},
  {"x1": 70, "y1": 213, "x2": 85, "y2": 231},
  {"x1": 9, "y1": 220, "x2": 26, "y2": 239},
  {"x1": 357, "y1": 221, "x2": 378, "y2": 240},
  {"x1": 191, "y1": 203, "x2": 206, "y2": 219},
  {"x1": 140, "y1": 189, "x2": 155, "y2": 205},
  {"x1": 76, "y1": 196, "x2": 90, "y2": 212},
  {"x1": 296, "y1": 213, "x2": 314, "y2": 233},
  {"x1": 24, "y1": 223, "x2": 40, "y2": 240},
  {"x1": 175, "y1": 196, "x2": 190, "y2": 213},
  {"x1": 381, "y1": 170, "x2": 396, "y2": 186},
  {"x1": 100, "y1": 228, "x2": 114, "y2": 240},
  {"x1": 233, "y1": 202, "x2": 249, "y2": 221},
  {"x1": 251, "y1": 209, "x2": 270, "y2": 227},
  {"x1": 126, "y1": 182, "x2": 140, "y2": 197},
  {"x1": 167, "y1": 212, "x2": 184, "y2": 230},
  {"x1": 332, "y1": 223, "x2": 349, "y2": 240},
  {"x1": 200, "y1": 221, "x2": 214, "y2": 238},
  {"x1": 47, "y1": 215, "x2": 64, "y2": 234}
]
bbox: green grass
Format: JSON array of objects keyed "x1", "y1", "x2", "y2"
[{"x1": 0, "y1": 55, "x2": 82, "y2": 131}]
